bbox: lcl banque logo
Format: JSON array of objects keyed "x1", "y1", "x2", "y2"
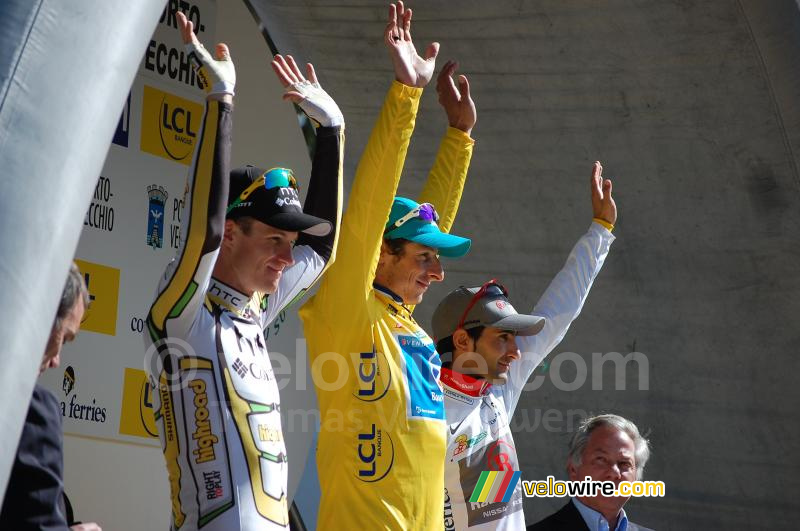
[
  {"x1": 140, "y1": 85, "x2": 202, "y2": 165},
  {"x1": 355, "y1": 347, "x2": 392, "y2": 402}
]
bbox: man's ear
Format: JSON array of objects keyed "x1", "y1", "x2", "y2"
[
  {"x1": 222, "y1": 219, "x2": 238, "y2": 248},
  {"x1": 566, "y1": 459, "x2": 578, "y2": 481},
  {"x1": 377, "y1": 240, "x2": 391, "y2": 266},
  {"x1": 452, "y1": 328, "x2": 472, "y2": 353}
]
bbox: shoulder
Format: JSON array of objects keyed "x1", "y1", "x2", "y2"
[
  {"x1": 627, "y1": 521, "x2": 655, "y2": 531},
  {"x1": 27, "y1": 385, "x2": 62, "y2": 429},
  {"x1": 527, "y1": 501, "x2": 587, "y2": 530}
]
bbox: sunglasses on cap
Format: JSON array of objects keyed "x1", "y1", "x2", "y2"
[
  {"x1": 384, "y1": 202, "x2": 440, "y2": 235},
  {"x1": 456, "y1": 279, "x2": 509, "y2": 330},
  {"x1": 227, "y1": 167, "x2": 298, "y2": 214}
]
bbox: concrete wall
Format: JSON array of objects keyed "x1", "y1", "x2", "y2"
[{"x1": 251, "y1": 1, "x2": 800, "y2": 528}]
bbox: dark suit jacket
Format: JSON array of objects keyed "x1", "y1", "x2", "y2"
[
  {"x1": 0, "y1": 384, "x2": 69, "y2": 530},
  {"x1": 528, "y1": 499, "x2": 653, "y2": 531}
]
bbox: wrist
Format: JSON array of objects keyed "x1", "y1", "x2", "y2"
[
  {"x1": 592, "y1": 217, "x2": 614, "y2": 231},
  {"x1": 451, "y1": 123, "x2": 472, "y2": 136},
  {"x1": 208, "y1": 93, "x2": 233, "y2": 103}
]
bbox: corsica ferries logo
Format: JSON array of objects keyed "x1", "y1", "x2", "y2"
[
  {"x1": 141, "y1": 85, "x2": 203, "y2": 165},
  {"x1": 58, "y1": 366, "x2": 107, "y2": 424},
  {"x1": 63, "y1": 366, "x2": 75, "y2": 396},
  {"x1": 147, "y1": 184, "x2": 168, "y2": 249},
  {"x1": 356, "y1": 424, "x2": 394, "y2": 483}
]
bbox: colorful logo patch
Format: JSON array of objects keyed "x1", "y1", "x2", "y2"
[
  {"x1": 453, "y1": 431, "x2": 488, "y2": 459},
  {"x1": 146, "y1": 184, "x2": 168, "y2": 249},
  {"x1": 396, "y1": 334, "x2": 444, "y2": 420},
  {"x1": 470, "y1": 471, "x2": 522, "y2": 503}
]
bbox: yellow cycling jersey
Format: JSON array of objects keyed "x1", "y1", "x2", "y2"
[{"x1": 299, "y1": 81, "x2": 473, "y2": 530}]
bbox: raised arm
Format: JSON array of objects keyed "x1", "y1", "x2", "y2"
[
  {"x1": 146, "y1": 12, "x2": 235, "y2": 340},
  {"x1": 307, "y1": 2, "x2": 437, "y2": 317},
  {"x1": 272, "y1": 54, "x2": 344, "y2": 264},
  {"x1": 417, "y1": 60, "x2": 475, "y2": 233},
  {"x1": 258, "y1": 54, "x2": 346, "y2": 320},
  {"x1": 506, "y1": 162, "x2": 617, "y2": 410}
]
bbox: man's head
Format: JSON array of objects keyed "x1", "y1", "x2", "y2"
[
  {"x1": 41, "y1": 263, "x2": 89, "y2": 374},
  {"x1": 567, "y1": 414, "x2": 650, "y2": 518},
  {"x1": 375, "y1": 197, "x2": 470, "y2": 305},
  {"x1": 221, "y1": 166, "x2": 332, "y2": 294},
  {"x1": 432, "y1": 280, "x2": 545, "y2": 383}
]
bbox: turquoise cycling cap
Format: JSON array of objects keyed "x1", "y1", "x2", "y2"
[{"x1": 384, "y1": 197, "x2": 471, "y2": 258}]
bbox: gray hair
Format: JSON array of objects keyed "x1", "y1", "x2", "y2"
[
  {"x1": 54, "y1": 262, "x2": 89, "y2": 329},
  {"x1": 568, "y1": 414, "x2": 650, "y2": 480}
]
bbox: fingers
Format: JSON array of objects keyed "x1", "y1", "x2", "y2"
[
  {"x1": 385, "y1": 3, "x2": 401, "y2": 46},
  {"x1": 306, "y1": 63, "x2": 319, "y2": 84},
  {"x1": 425, "y1": 41, "x2": 440, "y2": 61},
  {"x1": 457, "y1": 74, "x2": 470, "y2": 99},
  {"x1": 176, "y1": 12, "x2": 195, "y2": 45},
  {"x1": 285, "y1": 55, "x2": 304, "y2": 80},
  {"x1": 591, "y1": 160, "x2": 603, "y2": 199},
  {"x1": 273, "y1": 55, "x2": 308, "y2": 86},
  {"x1": 282, "y1": 91, "x2": 304, "y2": 103},
  {"x1": 592, "y1": 160, "x2": 603, "y2": 180},
  {"x1": 271, "y1": 56, "x2": 294, "y2": 87},
  {"x1": 603, "y1": 178, "x2": 613, "y2": 196},
  {"x1": 403, "y1": 6, "x2": 412, "y2": 40},
  {"x1": 438, "y1": 60, "x2": 457, "y2": 82},
  {"x1": 436, "y1": 60, "x2": 457, "y2": 93}
]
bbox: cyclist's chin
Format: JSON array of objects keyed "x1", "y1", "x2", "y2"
[
  {"x1": 489, "y1": 371, "x2": 510, "y2": 386},
  {"x1": 258, "y1": 271, "x2": 282, "y2": 294}
]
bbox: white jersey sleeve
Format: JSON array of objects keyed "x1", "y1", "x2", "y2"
[{"x1": 503, "y1": 222, "x2": 615, "y2": 415}]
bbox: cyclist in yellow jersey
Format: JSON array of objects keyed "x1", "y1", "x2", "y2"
[{"x1": 299, "y1": 2, "x2": 476, "y2": 529}]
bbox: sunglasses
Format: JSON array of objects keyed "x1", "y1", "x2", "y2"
[
  {"x1": 227, "y1": 167, "x2": 298, "y2": 214},
  {"x1": 384, "y1": 203, "x2": 440, "y2": 235},
  {"x1": 456, "y1": 279, "x2": 509, "y2": 330}
]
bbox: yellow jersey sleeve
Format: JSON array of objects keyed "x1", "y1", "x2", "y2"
[
  {"x1": 302, "y1": 82, "x2": 422, "y2": 326},
  {"x1": 417, "y1": 126, "x2": 474, "y2": 234}
]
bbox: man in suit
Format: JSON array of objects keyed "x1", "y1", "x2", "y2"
[
  {"x1": 528, "y1": 414, "x2": 653, "y2": 531},
  {"x1": 0, "y1": 262, "x2": 101, "y2": 530}
]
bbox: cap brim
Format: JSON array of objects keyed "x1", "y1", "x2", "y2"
[
  {"x1": 261, "y1": 212, "x2": 331, "y2": 237},
  {"x1": 489, "y1": 313, "x2": 546, "y2": 336},
  {"x1": 406, "y1": 232, "x2": 472, "y2": 258}
]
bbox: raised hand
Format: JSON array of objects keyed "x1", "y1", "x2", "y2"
[
  {"x1": 178, "y1": 11, "x2": 235, "y2": 99},
  {"x1": 436, "y1": 60, "x2": 476, "y2": 135},
  {"x1": 590, "y1": 161, "x2": 617, "y2": 225},
  {"x1": 384, "y1": 2, "x2": 439, "y2": 88},
  {"x1": 271, "y1": 54, "x2": 344, "y2": 128}
]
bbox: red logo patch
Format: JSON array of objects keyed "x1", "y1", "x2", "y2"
[{"x1": 495, "y1": 301, "x2": 506, "y2": 310}]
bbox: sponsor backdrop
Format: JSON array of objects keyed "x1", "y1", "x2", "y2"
[{"x1": 38, "y1": 1, "x2": 318, "y2": 528}]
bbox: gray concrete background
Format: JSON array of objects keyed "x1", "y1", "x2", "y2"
[{"x1": 248, "y1": 1, "x2": 800, "y2": 528}]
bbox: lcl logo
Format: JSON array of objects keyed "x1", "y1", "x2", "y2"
[
  {"x1": 356, "y1": 424, "x2": 394, "y2": 482},
  {"x1": 355, "y1": 348, "x2": 391, "y2": 402}
]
